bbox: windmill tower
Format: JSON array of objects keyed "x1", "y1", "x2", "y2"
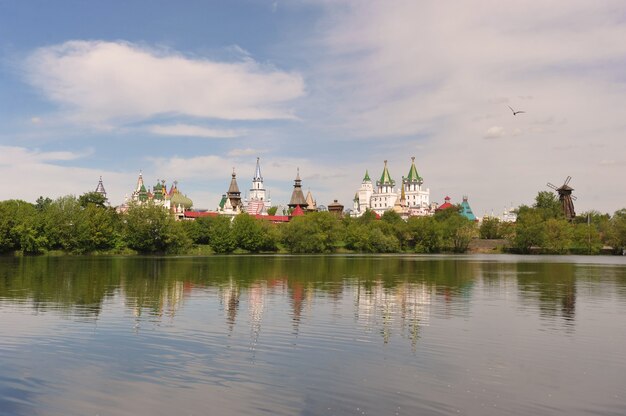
[{"x1": 547, "y1": 176, "x2": 577, "y2": 220}]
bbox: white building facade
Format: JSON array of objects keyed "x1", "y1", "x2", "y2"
[{"x1": 352, "y1": 158, "x2": 435, "y2": 217}]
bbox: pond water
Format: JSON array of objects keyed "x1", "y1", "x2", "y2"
[{"x1": 1, "y1": 255, "x2": 625, "y2": 416}]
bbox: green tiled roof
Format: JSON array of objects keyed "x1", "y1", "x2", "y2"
[
  {"x1": 460, "y1": 197, "x2": 476, "y2": 221},
  {"x1": 379, "y1": 161, "x2": 393, "y2": 185},
  {"x1": 363, "y1": 170, "x2": 371, "y2": 182},
  {"x1": 406, "y1": 157, "x2": 422, "y2": 182}
]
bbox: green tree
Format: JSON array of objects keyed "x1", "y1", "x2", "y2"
[
  {"x1": 435, "y1": 207, "x2": 476, "y2": 253},
  {"x1": 232, "y1": 213, "x2": 267, "y2": 252},
  {"x1": 78, "y1": 191, "x2": 108, "y2": 208},
  {"x1": 608, "y1": 209, "x2": 626, "y2": 254},
  {"x1": 512, "y1": 206, "x2": 546, "y2": 253},
  {"x1": 123, "y1": 203, "x2": 173, "y2": 253},
  {"x1": 41, "y1": 195, "x2": 88, "y2": 253},
  {"x1": 543, "y1": 218, "x2": 573, "y2": 254},
  {"x1": 380, "y1": 210, "x2": 408, "y2": 250},
  {"x1": 479, "y1": 217, "x2": 502, "y2": 239},
  {"x1": 35, "y1": 196, "x2": 52, "y2": 212},
  {"x1": 572, "y1": 222, "x2": 602, "y2": 254},
  {"x1": 406, "y1": 216, "x2": 442, "y2": 253},
  {"x1": 209, "y1": 215, "x2": 236, "y2": 253},
  {"x1": 186, "y1": 215, "x2": 214, "y2": 244},
  {"x1": 534, "y1": 191, "x2": 563, "y2": 220},
  {"x1": 282, "y1": 212, "x2": 341, "y2": 253},
  {"x1": 164, "y1": 220, "x2": 193, "y2": 254},
  {"x1": 81, "y1": 204, "x2": 121, "y2": 251},
  {"x1": 0, "y1": 200, "x2": 43, "y2": 253},
  {"x1": 344, "y1": 221, "x2": 400, "y2": 253},
  {"x1": 267, "y1": 206, "x2": 278, "y2": 216}
]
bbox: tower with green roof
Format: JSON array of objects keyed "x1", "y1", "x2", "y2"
[
  {"x1": 403, "y1": 156, "x2": 431, "y2": 215},
  {"x1": 356, "y1": 169, "x2": 374, "y2": 215},
  {"x1": 370, "y1": 160, "x2": 398, "y2": 215}
]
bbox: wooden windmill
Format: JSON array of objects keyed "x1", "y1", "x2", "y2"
[{"x1": 547, "y1": 176, "x2": 577, "y2": 220}]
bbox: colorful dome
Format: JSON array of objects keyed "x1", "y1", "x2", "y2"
[{"x1": 170, "y1": 191, "x2": 193, "y2": 209}]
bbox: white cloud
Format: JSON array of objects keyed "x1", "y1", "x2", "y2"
[
  {"x1": 484, "y1": 126, "x2": 505, "y2": 140},
  {"x1": 25, "y1": 40, "x2": 305, "y2": 125},
  {"x1": 0, "y1": 146, "x2": 132, "y2": 204},
  {"x1": 149, "y1": 124, "x2": 243, "y2": 138},
  {"x1": 303, "y1": 0, "x2": 626, "y2": 215},
  {"x1": 228, "y1": 148, "x2": 264, "y2": 157}
]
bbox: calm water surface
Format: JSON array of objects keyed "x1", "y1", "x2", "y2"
[{"x1": 1, "y1": 255, "x2": 625, "y2": 416}]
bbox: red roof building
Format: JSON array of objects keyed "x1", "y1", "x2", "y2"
[
  {"x1": 437, "y1": 196, "x2": 453, "y2": 211},
  {"x1": 291, "y1": 205, "x2": 305, "y2": 217}
]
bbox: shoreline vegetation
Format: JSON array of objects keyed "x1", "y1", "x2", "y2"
[{"x1": 1, "y1": 191, "x2": 625, "y2": 257}]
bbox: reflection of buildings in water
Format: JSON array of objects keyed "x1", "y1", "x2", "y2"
[
  {"x1": 355, "y1": 281, "x2": 432, "y2": 347},
  {"x1": 289, "y1": 280, "x2": 306, "y2": 333},
  {"x1": 221, "y1": 278, "x2": 241, "y2": 331},
  {"x1": 162, "y1": 281, "x2": 186, "y2": 318},
  {"x1": 249, "y1": 283, "x2": 265, "y2": 350},
  {"x1": 128, "y1": 280, "x2": 188, "y2": 320}
]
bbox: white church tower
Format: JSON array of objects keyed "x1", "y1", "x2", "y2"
[
  {"x1": 245, "y1": 157, "x2": 271, "y2": 215},
  {"x1": 371, "y1": 160, "x2": 398, "y2": 215},
  {"x1": 356, "y1": 170, "x2": 374, "y2": 214},
  {"x1": 403, "y1": 156, "x2": 431, "y2": 215}
]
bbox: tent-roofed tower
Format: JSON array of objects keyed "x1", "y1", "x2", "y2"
[
  {"x1": 95, "y1": 176, "x2": 107, "y2": 200},
  {"x1": 305, "y1": 189, "x2": 317, "y2": 212},
  {"x1": 403, "y1": 156, "x2": 431, "y2": 215},
  {"x1": 377, "y1": 160, "x2": 395, "y2": 193},
  {"x1": 288, "y1": 168, "x2": 308, "y2": 209},
  {"x1": 460, "y1": 196, "x2": 476, "y2": 221},
  {"x1": 369, "y1": 160, "x2": 397, "y2": 215},
  {"x1": 132, "y1": 170, "x2": 148, "y2": 203},
  {"x1": 227, "y1": 168, "x2": 242, "y2": 211},
  {"x1": 405, "y1": 157, "x2": 423, "y2": 190},
  {"x1": 246, "y1": 157, "x2": 271, "y2": 214}
]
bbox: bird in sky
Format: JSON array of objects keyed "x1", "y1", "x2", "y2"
[{"x1": 508, "y1": 105, "x2": 525, "y2": 116}]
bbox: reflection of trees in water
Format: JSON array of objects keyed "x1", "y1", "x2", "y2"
[
  {"x1": 4, "y1": 256, "x2": 622, "y2": 340},
  {"x1": 0, "y1": 256, "x2": 121, "y2": 318},
  {"x1": 516, "y1": 262, "x2": 577, "y2": 323}
]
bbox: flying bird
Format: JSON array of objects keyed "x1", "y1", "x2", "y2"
[{"x1": 508, "y1": 105, "x2": 525, "y2": 116}]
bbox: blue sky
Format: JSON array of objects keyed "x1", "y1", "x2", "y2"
[{"x1": 1, "y1": 1, "x2": 625, "y2": 216}]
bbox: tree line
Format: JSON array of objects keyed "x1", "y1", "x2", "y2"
[{"x1": 0, "y1": 191, "x2": 625, "y2": 255}]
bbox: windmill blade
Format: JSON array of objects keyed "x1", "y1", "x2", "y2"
[
  {"x1": 564, "y1": 176, "x2": 572, "y2": 186},
  {"x1": 571, "y1": 195, "x2": 577, "y2": 201},
  {"x1": 547, "y1": 183, "x2": 558, "y2": 190}
]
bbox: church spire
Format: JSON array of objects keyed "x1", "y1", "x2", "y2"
[
  {"x1": 254, "y1": 157, "x2": 263, "y2": 181},
  {"x1": 135, "y1": 170, "x2": 144, "y2": 193},
  {"x1": 406, "y1": 156, "x2": 422, "y2": 184},
  {"x1": 378, "y1": 160, "x2": 394, "y2": 186},
  {"x1": 227, "y1": 168, "x2": 241, "y2": 210},
  {"x1": 288, "y1": 168, "x2": 308, "y2": 209},
  {"x1": 95, "y1": 176, "x2": 107, "y2": 200}
]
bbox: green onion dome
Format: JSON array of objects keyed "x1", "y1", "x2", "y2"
[{"x1": 170, "y1": 191, "x2": 193, "y2": 209}]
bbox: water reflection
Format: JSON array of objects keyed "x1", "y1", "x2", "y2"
[
  {"x1": 3, "y1": 255, "x2": 625, "y2": 341},
  {"x1": 1, "y1": 255, "x2": 626, "y2": 416},
  {"x1": 515, "y1": 262, "x2": 577, "y2": 322}
]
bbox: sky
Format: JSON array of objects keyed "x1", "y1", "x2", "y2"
[{"x1": 1, "y1": 0, "x2": 625, "y2": 216}]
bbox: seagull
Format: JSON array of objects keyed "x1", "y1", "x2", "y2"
[{"x1": 508, "y1": 105, "x2": 525, "y2": 116}]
